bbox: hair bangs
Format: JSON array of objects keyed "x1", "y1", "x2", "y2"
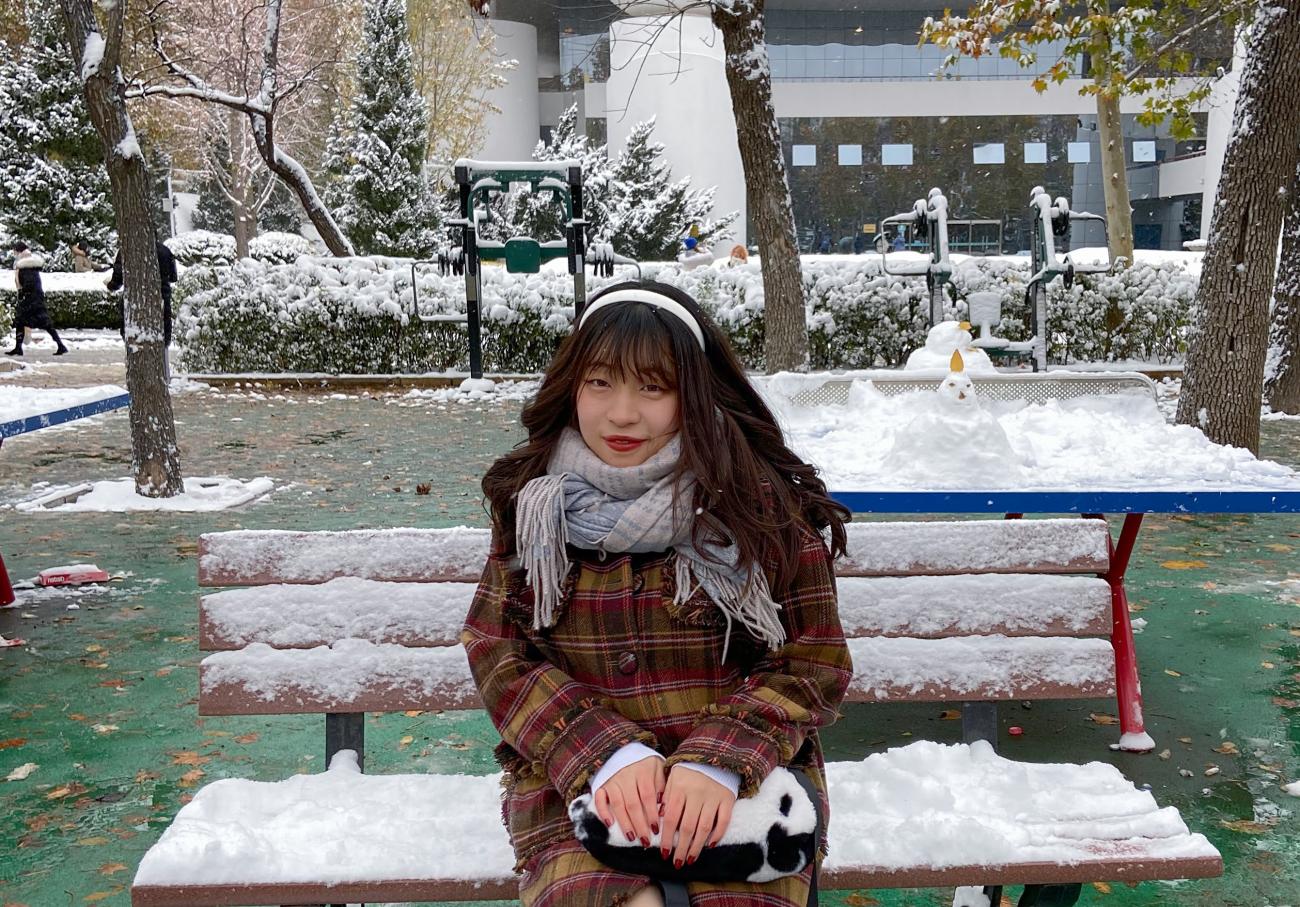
[{"x1": 580, "y1": 302, "x2": 681, "y2": 390}]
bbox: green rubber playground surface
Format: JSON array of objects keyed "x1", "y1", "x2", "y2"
[{"x1": 1, "y1": 384, "x2": 1298, "y2": 907}]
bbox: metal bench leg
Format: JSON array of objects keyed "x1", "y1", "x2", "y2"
[
  {"x1": 1088, "y1": 513, "x2": 1154, "y2": 752},
  {"x1": 1017, "y1": 883, "x2": 1082, "y2": 906},
  {"x1": 326, "y1": 712, "x2": 364, "y2": 771},
  {"x1": 962, "y1": 702, "x2": 998, "y2": 745}
]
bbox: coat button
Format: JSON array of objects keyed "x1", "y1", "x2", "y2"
[
  {"x1": 632, "y1": 573, "x2": 645, "y2": 593},
  {"x1": 617, "y1": 651, "x2": 639, "y2": 675}
]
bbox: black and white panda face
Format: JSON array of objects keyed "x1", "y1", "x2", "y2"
[{"x1": 568, "y1": 766, "x2": 817, "y2": 884}]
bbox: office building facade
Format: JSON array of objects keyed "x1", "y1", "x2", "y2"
[{"x1": 482, "y1": 1, "x2": 1229, "y2": 254}]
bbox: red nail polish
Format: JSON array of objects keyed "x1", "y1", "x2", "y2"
[
  {"x1": 640, "y1": 837, "x2": 649, "y2": 847},
  {"x1": 687, "y1": 855, "x2": 696, "y2": 866},
  {"x1": 658, "y1": 803, "x2": 665, "y2": 817},
  {"x1": 626, "y1": 831, "x2": 635, "y2": 842},
  {"x1": 651, "y1": 823, "x2": 659, "y2": 835},
  {"x1": 604, "y1": 818, "x2": 612, "y2": 828},
  {"x1": 674, "y1": 858, "x2": 683, "y2": 870},
  {"x1": 661, "y1": 848, "x2": 670, "y2": 861}
]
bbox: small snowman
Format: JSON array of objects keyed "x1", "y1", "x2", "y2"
[
  {"x1": 882, "y1": 351, "x2": 1024, "y2": 485},
  {"x1": 905, "y1": 321, "x2": 997, "y2": 374}
]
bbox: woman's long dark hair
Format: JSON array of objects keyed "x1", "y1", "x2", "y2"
[{"x1": 482, "y1": 280, "x2": 849, "y2": 593}]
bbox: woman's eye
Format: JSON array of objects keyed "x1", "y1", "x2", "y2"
[
  {"x1": 642, "y1": 384, "x2": 664, "y2": 394},
  {"x1": 586, "y1": 377, "x2": 610, "y2": 388}
]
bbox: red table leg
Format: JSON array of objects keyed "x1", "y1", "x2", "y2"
[
  {"x1": 0, "y1": 550, "x2": 14, "y2": 607},
  {"x1": 1089, "y1": 513, "x2": 1154, "y2": 752}
]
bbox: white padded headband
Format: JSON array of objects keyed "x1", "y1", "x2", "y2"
[{"x1": 578, "y1": 288, "x2": 706, "y2": 351}]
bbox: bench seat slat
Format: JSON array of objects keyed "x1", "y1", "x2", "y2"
[
  {"x1": 131, "y1": 742, "x2": 1221, "y2": 906},
  {"x1": 200, "y1": 573, "x2": 1112, "y2": 651},
  {"x1": 199, "y1": 636, "x2": 1115, "y2": 716},
  {"x1": 197, "y1": 519, "x2": 1110, "y2": 587},
  {"x1": 133, "y1": 854, "x2": 1230, "y2": 907},
  {"x1": 838, "y1": 574, "x2": 1111, "y2": 638}
]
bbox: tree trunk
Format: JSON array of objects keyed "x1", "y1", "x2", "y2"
[
  {"x1": 710, "y1": 0, "x2": 807, "y2": 373},
  {"x1": 60, "y1": 0, "x2": 183, "y2": 497},
  {"x1": 1263, "y1": 154, "x2": 1300, "y2": 414},
  {"x1": 1175, "y1": 3, "x2": 1300, "y2": 453},
  {"x1": 232, "y1": 183, "x2": 253, "y2": 259},
  {"x1": 1095, "y1": 88, "x2": 1135, "y2": 266}
]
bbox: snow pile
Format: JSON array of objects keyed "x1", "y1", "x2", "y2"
[
  {"x1": 390, "y1": 379, "x2": 541, "y2": 406},
  {"x1": 14, "y1": 476, "x2": 274, "y2": 512},
  {"x1": 769, "y1": 378, "x2": 1300, "y2": 491},
  {"x1": 133, "y1": 741, "x2": 1217, "y2": 889},
  {"x1": 0, "y1": 384, "x2": 126, "y2": 427},
  {"x1": 247, "y1": 231, "x2": 319, "y2": 264}
]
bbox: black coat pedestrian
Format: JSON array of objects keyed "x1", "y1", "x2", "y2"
[
  {"x1": 108, "y1": 242, "x2": 178, "y2": 345},
  {"x1": 13, "y1": 253, "x2": 54, "y2": 330}
]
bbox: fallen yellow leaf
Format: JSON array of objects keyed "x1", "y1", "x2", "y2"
[
  {"x1": 178, "y1": 769, "x2": 206, "y2": 787},
  {"x1": 938, "y1": 709, "x2": 961, "y2": 720},
  {"x1": 404, "y1": 710, "x2": 423, "y2": 717},
  {"x1": 399, "y1": 735, "x2": 415, "y2": 748},
  {"x1": 1089, "y1": 713, "x2": 1119, "y2": 726},
  {"x1": 74, "y1": 836, "x2": 110, "y2": 847},
  {"x1": 1213, "y1": 742, "x2": 1239, "y2": 755},
  {"x1": 233, "y1": 733, "x2": 259, "y2": 744},
  {"x1": 84, "y1": 891, "x2": 116, "y2": 902},
  {"x1": 1164, "y1": 669, "x2": 1182, "y2": 677},
  {"x1": 1262, "y1": 661, "x2": 1276, "y2": 669},
  {"x1": 1221, "y1": 819, "x2": 1275, "y2": 833},
  {"x1": 1265, "y1": 544, "x2": 1293, "y2": 553},
  {"x1": 84, "y1": 644, "x2": 103, "y2": 653},
  {"x1": 170, "y1": 751, "x2": 212, "y2": 766},
  {"x1": 99, "y1": 862, "x2": 128, "y2": 875},
  {"x1": 1161, "y1": 560, "x2": 1208, "y2": 569},
  {"x1": 1092, "y1": 881, "x2": 1112, "y2": 894}
]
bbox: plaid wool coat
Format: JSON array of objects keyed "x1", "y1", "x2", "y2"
[{"x1": 461, "y1": 523, "x2": 853, "y2": 906}]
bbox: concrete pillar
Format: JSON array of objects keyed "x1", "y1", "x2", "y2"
[
  {"x1": 480, "y1": 20, "x2": 540, "y2": 162},
  {"x1": 606, "y1": 11, "x2": 747, "y2": 247}
]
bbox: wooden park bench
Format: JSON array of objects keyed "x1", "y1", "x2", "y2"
[{"x1": 131, "y1": 519, "x2": 1222, "y2": 907}]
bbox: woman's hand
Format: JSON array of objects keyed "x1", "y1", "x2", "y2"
[
  {"x1": 659, "y1": 764, "x2": 736, "y2": 868},
  {"x1": 592, "y1": 755, "x2": 665, "y2": 847}
]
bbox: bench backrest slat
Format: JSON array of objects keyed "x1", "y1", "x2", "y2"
[{"x1": 198, "y1": 519, "x2": 1110, "y2": 586}]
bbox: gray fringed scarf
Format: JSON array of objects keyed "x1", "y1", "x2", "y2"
[{"x1": 515, "y1": 427, "x2": 785, "y2": 660}]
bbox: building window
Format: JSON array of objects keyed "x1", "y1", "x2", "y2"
[
  {"x1": 1132, "y1": 140, "x2": 1157, "y2": 163},
  {"x1": 973, "y1": 143, "x2": 1005, "y2": 164},
  {"x1": 1067, "y1": 141, "x2": 1091, "y2": 163},
  {"x1": 792, "y1": 144, "x2": 817, "y2": 166},
  {"x1": 838, "y1": 144, "x2": 863, "y2": 165},
  {"x1": 1023, "y1": 142, "x2": 1048, "y2": 164},
  {"x1": 881, "y1": 143, "x2": 913, "y2": 166}
]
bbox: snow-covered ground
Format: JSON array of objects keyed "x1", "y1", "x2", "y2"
[
  {"x1": 763, "y1": 374, "x2": 1300, "y2": 491},
  {"x1": 15, "y1": 476, "x2": 274, "y2": 512}
]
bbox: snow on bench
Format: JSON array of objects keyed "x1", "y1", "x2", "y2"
[
  {"x1": 130, "y1": 741, "x2": 1221, "y2": 907},
  {"x1": 199, "y1": 573, "x2": 1110, "y2": 650},
  {"x1": 195, "y1": 518, "x2": 1110, "y2": 585},
  {"x1": 198, "y1": 633, "x2": 1116, "y2": 716}
]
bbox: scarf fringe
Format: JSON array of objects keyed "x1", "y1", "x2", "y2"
[
  {"x1": 677, "y1": 554, "x2": 785, "y2": 662},
  {"x1": 516, "y1": 473, "x2": 571, "y2": 631}
]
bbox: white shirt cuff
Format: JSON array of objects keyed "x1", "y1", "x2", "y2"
[
  {"x1": 675, "y1": 762, "x2": 741, "y2": 798},
  {"x1": 591, "y1": 742, "x2": 663, "y2": 795}
]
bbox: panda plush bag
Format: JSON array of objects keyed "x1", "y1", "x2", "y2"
[{"x1": 568, "y1": 765, "x2": 823, "y2": 885}]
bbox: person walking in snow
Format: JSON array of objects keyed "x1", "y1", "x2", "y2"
[
  {"x1": 5, "y1": 242, "x2": 69, "y2": 356},
  {"x1": 464, "y1": 280, "x2": 851, "y2": 907},
  {"x1": 71, "y1": 240, "x2": 99, "y2": 273},
  {"x1": 106, "y1": 239, "x2": 178, "y2": 348}
]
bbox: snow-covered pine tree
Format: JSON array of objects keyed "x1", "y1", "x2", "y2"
[
  {"x1": 605, "y1": 117, "x2": 736, "y2": 261},
  {"x1": 321, "y1": 0, "x2": 439, "y2": 256},
  {"x1": 0, "y1": 3, "x2": 115, "y2": 267},
  {"x1": 509, "y1": 104, "x2": 609, "y2": 244}
]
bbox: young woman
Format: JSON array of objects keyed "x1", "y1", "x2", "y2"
[{"x1": 463, "y1": 280, "x2": 852, "y2": 907}]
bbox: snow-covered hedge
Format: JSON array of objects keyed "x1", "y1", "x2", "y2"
[
  {"x1": 167, "y1": 230, "x2": 237, "y2": 267},
  {"x1": 248, "y1": 231, "x2": 318, "y2": 265},
  {"x1": 0, "y1": 286, "x2": 120, "y2": 332},
  {"x1": 175, "y1": 256, "x2": 1200, "y2": 374},
  {"x1": 166, "y1": 230, "x2": 319, "y2": 267}
]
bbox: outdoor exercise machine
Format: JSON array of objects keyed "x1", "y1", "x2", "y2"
[
  {"x1": 876, "y1": 187, "x2": 953, "y2": 328},
  {"x1": 411, "y1": 160, "x2": 635, "y2": 381},
  {"x1": 1021, "y1": 185, "x2": 1113, "y2": 372}
]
